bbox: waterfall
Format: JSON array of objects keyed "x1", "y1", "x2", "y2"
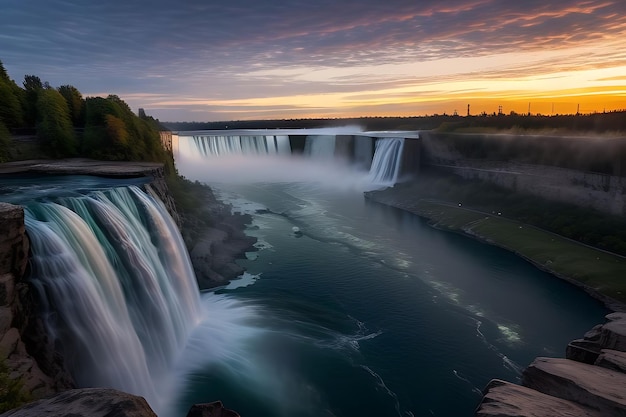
[
  {"x1": 24, "y1": 186, "x2": 202, "y2": 412},
  {"x1": 354, "y1": 136, "x2": 374, "y2": 170},
  {"x1": 304, "y1": 135, "x2": 336, "y2": 160},
  {"x1": 367, "y1": 138, "x2": 405, "y2": 185},
  {"x1": 193, "y1": 135, "x2": 291, "y2": 156}
]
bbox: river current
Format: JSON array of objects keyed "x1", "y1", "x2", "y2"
[
  {"x1": 1, "y1": 133, "x2": 610, "y2": 417},
  {"x1": 172, "y1": 133, "x2": 609, "y2": 417}
]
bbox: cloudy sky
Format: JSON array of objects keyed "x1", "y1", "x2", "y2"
[{"x1": 2, "y1": 0, "x2": 625, "y2": 121}]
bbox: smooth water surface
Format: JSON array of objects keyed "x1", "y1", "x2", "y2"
[{"x1": 173, "y1": 135, "x2": 609, "y2": 417}]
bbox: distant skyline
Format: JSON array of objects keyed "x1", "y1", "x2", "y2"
[{"x1": 2, "y1": 0, "x2": 625, "y2": 121}]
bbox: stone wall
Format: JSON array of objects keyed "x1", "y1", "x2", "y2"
[{"x1": 420, "y1": 131, "x2": 626, "y2": 216}]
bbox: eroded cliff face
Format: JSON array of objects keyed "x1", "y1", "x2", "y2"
[
  {"x1": 0, "y1": 203, "x2": 75, "y2": 400},
  {"x1": 0, "y1": 161, "x2": 176, "y2": 402},
  {"x1": 420, "y1": 132, "x2": 626, "y2": 216}
]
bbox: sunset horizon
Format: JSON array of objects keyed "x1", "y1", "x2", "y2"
[{"x1": 2, "y1": 0, "x2": 625, "y2": 122}]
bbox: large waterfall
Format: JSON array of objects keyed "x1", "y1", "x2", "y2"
[
  {"x1": 303, "y1": 135, "x2": 336, "y2": 160},
  {"x1": 24, "y1": 186, "x2": 202, "y2": 413},
  {"x1": 367, "y1": 138, "x2": 405, "y2": 185},
  {"x1": 193, "y1": 135, "x2": 291, "y2": 156}
]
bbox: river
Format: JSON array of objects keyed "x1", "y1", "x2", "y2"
[{"x1": 171, "y1": 132, "x2": 609, "y2": 417}]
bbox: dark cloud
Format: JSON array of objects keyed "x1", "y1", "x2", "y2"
[{"x1": 1, "y1": 0, "x2": 624, "y2": 119}]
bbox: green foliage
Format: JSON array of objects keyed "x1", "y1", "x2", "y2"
[
  {"x1": 36, "y1": 88, "x2": 77, "y2": 157},
  {"x1": 0, "y1": 122, "x2": 10, "y2": 162},
  {"x1": 165, "y1": 173, "x2": 215, "y2": 246},
  {"x1": 57, "y1": 85, "x2": 85, "y2": 127},
  {"x1": 22, "y1": 75, "x2": 44, "y2": 127},
  {"x1": 0, "y1": 80, "x2": 23, "y2": 128},
  {"x1": 0, "y1": 61, "x2": 25, "y2": 128},
  {"x1": 400, "y1": 170, "x2": 626, "y2": 256},
  {"x1": 0, "y1": 358, "x2": 31, "y2": 413},
  {"x1": 82, "y1": 96, "x2": 166, "y2": 161}
]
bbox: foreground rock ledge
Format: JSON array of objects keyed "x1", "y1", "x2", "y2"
[
  {"x1": 0, "y1": 389, "x2": 241, "y2": 417},
  {"x1": 476, "y1": 379, "x2": 602, "y2": 417},
  {"x1": 0, "y1": 388, "x2": 156, "y2": 417},
  {"x1": 475, "y1": 313, "x2": 626, "y2": 416}
]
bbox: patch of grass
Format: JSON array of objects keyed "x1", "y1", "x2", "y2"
[
  {"x1": 0, "y1": 359, "x2": 31, "y2": 413},
  {"x1": 378, "y1": 198, "x2": 626, "y2": 303}
]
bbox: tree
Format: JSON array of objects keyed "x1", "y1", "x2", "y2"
[
  {"x1": 36, "y1": 88, "x2": 77, "y2": 156},
  {"x1": 0, "y1": 79, "x2": 23, "y2": 128},
  {"x1": 57, "y1": 85, "x2": 85, "y2": 127},
  {"x1": 22, "y1": 75, "x2": 44, "y2": 127},
  {"x1": 0, "y1": 60, "x2": 9, "y2": 82},
  {"x1": 0, "y1": 122, "x2": 11, "y2": 162},
  {"x1": 0, "y1": 60, "x2": 24, "y2": 128}
]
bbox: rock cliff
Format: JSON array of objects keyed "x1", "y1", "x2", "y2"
[
  {"x1": 0, "y1": 158, "x2": 254, "y2": 413},
  {"x1": 420, "y1": 132, "x2": 626, "y2": 216},
  {"x1": 475, "y1": 313, "x2": 626, "y2": 416},
  {"x1": 0, "y1": 388, "x2": 240, "y2": 417},
  {"x1": 0, "y1": 203, "x2": 74, "y2": 402}
]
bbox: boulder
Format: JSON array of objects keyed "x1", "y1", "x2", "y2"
[
  {"x1": 475, "y1": 379, "x2": 602, "y2": 416},
  {"x1": 566, "y1": 339, "x2": 602, "y2": 364},
  {"x1": 522, "y1": 357, "x2": 626, "y2": 416},
  {"x1": 599, "y1": 319, "x2": 626, "y2": 351},
  {"x1": 595, "y1": 349, "x2": 626, "y2": 373},
  {"x1": 0, "y1": 388, "x2": 157, "y2": 417},
  {"x1": 186, "y1": 401, "x2": 241, "y2": 417}
]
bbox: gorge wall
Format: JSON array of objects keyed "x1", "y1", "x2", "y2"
[
  {"x1": 0, "y1": 159, "x2": 256, "y2": 409},
  {"x1": 0, "y1": 203, "x2": 74, "y2": 400},
  {"x1": 419, "y1": 131, "x2": 626, "y2": 216},
  {"x1": 0, "y1": 160, "x2": 181, "y2": 404}
]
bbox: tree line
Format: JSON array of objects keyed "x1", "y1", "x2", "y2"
[{"x1": 0, "y1": 60, "x2": 167, "y2": 163}]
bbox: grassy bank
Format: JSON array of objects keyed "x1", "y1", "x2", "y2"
[{"x1": 366, "y1": 184, "x2": 626, "y2": 310}]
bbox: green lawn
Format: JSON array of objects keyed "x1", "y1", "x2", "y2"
[{"x1": 368, "y1": 197, "x2": 626, "y2": 306}]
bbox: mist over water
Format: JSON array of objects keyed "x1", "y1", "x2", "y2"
[
  {"x1": 4, "y1": 131, "x2": 610, "y2": 417},
  {"x1": 172, "y1": 132, "x2": 610, "y2": 416}
]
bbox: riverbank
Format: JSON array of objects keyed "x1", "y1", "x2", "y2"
[{"x1": 365, "y1": 183, "x2": 626, "y2": 312}]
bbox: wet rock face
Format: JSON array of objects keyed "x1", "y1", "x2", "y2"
[
  {"x1": 476, "y1": 313, "x2": 626, "y2": 416},
  {"x1": 0, "y1": 203, "x2": 74, "y2": 401},
  {"x1": 0, "y1": 388, "x2": 158, "y2": 417},
  {"x1": 0, "y1": 203, "x2": 28, "y2": 279},
  {"x1": 186, "y1": 401, "x2": 241, "y2": 417}
]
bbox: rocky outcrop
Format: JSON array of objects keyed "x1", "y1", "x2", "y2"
[
  {"x1": 0, "y1": 203, "x2": 74, "y2": 402},
  {"x1": 476, "y1": 379, "x2": 602, "y2": 417},
  {"x1": 0, "y1": 388, "x2": 157, "y2": 417},
  {"x1": 0, "y1": 389, "x2": 241, "y2": 417},
  {"x1": 189, "y1": 192, "x2": 257, "y2": 289},
  {"x1": 143, "y1": 168, "x2": 182, "y2": 227},
  {"x1": 186, "y1": 401, "x2": 241, "y2": 417},
  {"x1": 475, "y1": 314, "x2": 626, "y2": 416}
]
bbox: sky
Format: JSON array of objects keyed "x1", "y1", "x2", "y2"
[{"x1": 1, "y1": 0, "x2": 626, "y2": 122}]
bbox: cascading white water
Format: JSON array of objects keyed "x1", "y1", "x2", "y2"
[
  {"x1": 303, "y1": 135, "x2": 336, "y2": 159},
  {"x1": 25, "y1": 186, "x2": 202, "y2": 413},
  {"x1": 367, "y1": 137, "x2": 405, "y2": 185},
  {"x1": 193, "y1": 135, "x2": 291, "y2": 156}
]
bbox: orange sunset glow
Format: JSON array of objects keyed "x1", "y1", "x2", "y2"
[{"x1": 3, "y1": 0, "x2": 626, "y2": 120}]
